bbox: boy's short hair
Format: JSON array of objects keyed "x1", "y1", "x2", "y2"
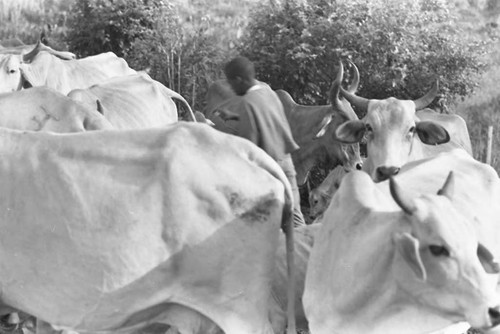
[{"x1": 224, "y1": 56, "x2": 255, "y2": 81}]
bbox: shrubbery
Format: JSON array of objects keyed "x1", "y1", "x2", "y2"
[
  {"x1": 0, "y1": 0, "x2": 71, "y2": 49},
  {"x1": 66, "y1": 0, "x2": 231, "y2": 111},
  {"x1": 66, "y1": 0, "x2": 175, "y2": 58},
  {"x1": 238, "y1": 0, "x2": 490, "y2": 110}
]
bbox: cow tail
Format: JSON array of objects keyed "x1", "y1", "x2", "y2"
[
  {"x1": 245, "y1": 144, "x2": 297, "y2": 334},
  {"x1": 282, "y1": 179, "x2": 297, "y2": 334}
]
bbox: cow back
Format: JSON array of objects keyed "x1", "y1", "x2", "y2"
[
  {"x1": 69, "y1": 74, "x2": 179, "y2": 129},
  {"x1": 20, "y1": 51, "x2": 136, "y2": 95}
]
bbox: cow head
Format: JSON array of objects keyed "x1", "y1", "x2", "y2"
[
  {"x1": 296, "y1": 61, "x2": 363, "y2": 184},
  {"x1": 335, "y1": 74, "x2": 450, "y2": 182},
  {"x1": 390, "y1": 172, "x2": 500, "y2": 330},
  {"x1": 308, "y1": 165, "x2": 347, "y2": 220},
  {"x1": 0, "y1": 41, "x2": 75, "y2": 93},
  {"x1": 0, "y1": 42, "x2": 45, "y2": 93},
  {"x1": 0, "y1": 55, "x2": 24, "y2": 93}
]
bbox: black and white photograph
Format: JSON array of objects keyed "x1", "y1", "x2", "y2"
[{"x1": 0, "y1": 0, "x2": 499, "y2": 333}]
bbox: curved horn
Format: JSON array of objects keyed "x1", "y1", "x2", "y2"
[
  {"x1": 330, "y1": 61, "x2": 359, "y2": 121},
  {"x1": 345, "y1": 60, "x2": 360, "y2": 94},
  {"x1": 339, "y1": 84, "x2": 369, "y2": 116},
  {"x1": 389, "y1": 176, "x2": 417, "y2": 215},
  {"x1": 329, "y1": 60, "x2": 344, "y2": 104},
  {"x1": 413, "y1": 80, "x2": 439, "y2": 110},
  {"x1": 22, "y1": 40, "x2": 41, "y2": 62},
  {"x1": 437, "y1": 171, "x2": 454, "y2": 200}
]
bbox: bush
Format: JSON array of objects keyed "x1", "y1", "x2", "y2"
[
  {"x1": 0, "y1": 0, "x2": 72, "y2": 49},
  {"x1": 66, "y1": 0, "x2": 175, "y2": 58},
  {"x1": 456, "y1": 59, "x2": 500, "y2": 172},
  {"x1": 238, "y1": 0, "x2": 490, "y2": 109},
  {"x1": 125, "y1": 19, "x2": 229, "y2": 111},
  {"x1": 66, "y1": 0, "x2": 230, "y2": 111}
]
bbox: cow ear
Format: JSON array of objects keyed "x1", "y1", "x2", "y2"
[
  {"x1": 315, "y1": 115, "x2": 333, "y2": 139},
  {"x1": 415, "y1": 121, "x2": 450, "y2": 145},
  {"x1": 19, "y1": 63, "x2": 46, "y2": 87},
  {"x1": 478, "y1": 243, "x2": 500, "y2": 274},
  {"x1": 394, "y1": 232, "x2": 427, "y2": 281},
  {"x1": 96, "y1": 100, "x2": 106, "y2": 116},
  {"x1": 335, "y1": 120, "x2": 365, "y2": 144}
]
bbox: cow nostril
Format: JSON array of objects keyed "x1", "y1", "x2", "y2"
[
  {"x1": 376, "y1": 169, "x2": 389, "y2": 182},
  {"x1": 356, "y1": 163, "x2": 362, "y2": 170},
  {"x1": 489, "y1": 307, "x2": 500, "y2": 318},
  {"x1": 489, "y1": 307, "x2": 500, "y2": 326}
]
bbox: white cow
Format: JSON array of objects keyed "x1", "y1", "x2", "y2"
[
  {"x1": 0, "y1": 87, "x2": 112, "y2": 132},
  {"x1": 0, "y1": 123, "x2": 297, "y2": 334},
  {"x1": 335, "y1": 73, "x2": 471, "y2": 182},
  {"x1": 0, "y1": 41, "x2": 136, "y2": 94},
  {"x1": 127, "y1": 223, "x2": 319, "y2": 334},
  {"x1": 308, "y1": 165, "x2": 348, "y2": 220},
  {"x1": 304, "y1": 166, "x2": 500, "y2": 334},
  {"x1": 68, "y1": 73, "x2": 196, "y2": 128}
]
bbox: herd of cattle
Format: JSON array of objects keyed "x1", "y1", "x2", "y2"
[{"x1": 0, "y1": 37, "x2": 499, "y2": 334}]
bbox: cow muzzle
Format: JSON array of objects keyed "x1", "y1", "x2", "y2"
[{"x1": 375, "y1": 166, "x2": 400, "y2": 182}]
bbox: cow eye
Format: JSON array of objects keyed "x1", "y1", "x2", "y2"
[
  {"x1": 9, "y1": 69, "x2": 16, "y2": 74},
  {"x1": 409, "y1": 126, "x2": 416, "y2": 134},
  {"x1": 429, "y1": 245, "x2": 450, "y2": 257},
  {"x1": 365, "y1": 124, "x2": 373, "y2": 132}
]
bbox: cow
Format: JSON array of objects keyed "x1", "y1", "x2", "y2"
[
  {"x1": 0, "y1": 86, "x2": 114, "y2": 332},
  {"x1": 0, "y1": 87, "x2": 112, "y2": 132},
  {"x1": 308, "y1": 165, "x2": 347, "y2": 220},
  {"x1": 387, "y1": 149, "x2": 500, "y2": 269},
  {"x1": 377, "y1": 148, "x2": 500, "y2": 334},
  {"x1": 416, "y1": 108, "x2": 473, "y2": 155},
  {"x1": 334, "y1": 71, "x2": 472, "y2": 182},
  {"x1": 0, "y1": 122, "x2": 297, "y2": 334},
  {"x1": 303, "y1": 168, "x2": 500, "y2": 334},
  {"x1": 204, "y1": 62, "x2": 363, "y2": 186},
  {"x1": 312, "y1": 107, "x2": 472, "y2": 213},
  {"x1": 120, "y1": 223, "x2": 320, "y2": 334},
  {"x1": 68, "y1": 73, "x2": 197, "y2": 129},
  {"x1": 0, "y1": 41, "x2": 135, "y2": 94}
]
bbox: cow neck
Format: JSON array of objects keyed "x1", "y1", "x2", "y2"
[
  {"x1": 321, "y1": 210, "x2": 400, "y2": 330},
  {"x1": 287, "y1": 104, "x2": 332, "y2": 143},
  {"x1": 330, "y1": 212, "x2": 455, "y2": 334}
]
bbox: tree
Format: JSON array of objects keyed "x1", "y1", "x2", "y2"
[{"x1": 239, "y1": 0, "x2": 490, "y2": 110}]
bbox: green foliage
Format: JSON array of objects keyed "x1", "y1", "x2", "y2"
[{"x1": 239, "y1": 0, "x2": 489, "y2": 108}]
